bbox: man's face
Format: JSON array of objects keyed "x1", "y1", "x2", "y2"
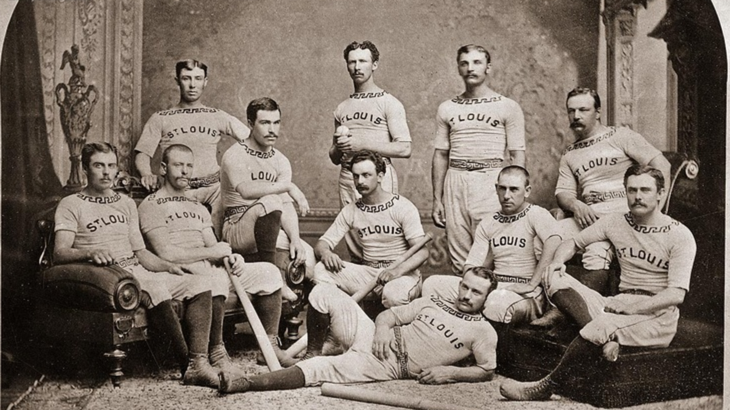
[
  {"x1": 351, "y1": 160, "x2": 382, "y2": 196},
  {"x1": 177, "y1": 67, "x2": 207, "y2": 103},
  {"x1": 626, "y1": 174, "x2": 664, "y2": 218},
  {"x1": 495, "y1": 172, "x2": 530, "y2": 215},
  {"x1": 567, "y1": 94, "x2": 600, "y2": 137},
  {"x1": 249, "y1": 110, "x2": 281, "y2": 150},
  {"x1": 162, "y1": 149, "x2": 194, "y2": 190},
  {"x1": 457, "y1": 50, "x2": 490, "y2": 87},
  {"x1": 346, "y1": 48, "x2": 377, "y2": 86},
  {"x1": 85, "y1": 151, "x2": 118, "y2": 193},
  {"x1": 456, "y1": 271, "x2": 493, "y2": 314}
]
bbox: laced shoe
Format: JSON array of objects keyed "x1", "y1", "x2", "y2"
[
  {"x1": 183, "y1": 353, "x2": 220, "y2": 388},
  {"x1": 218, "y1": 371, "x2": 251, "y2": 394},
  {"x1": 530, "y1": 307, "x2": 566, "y2": 327},
  {"x1": 209, "y1": 344, "x2": 246, "y2": 378},
  {"x1": 500, "y1": 376, "x2": 555, "y2": 401}
]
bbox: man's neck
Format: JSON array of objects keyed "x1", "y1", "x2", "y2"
[
  {"x1": 246, "y1": 140, "x2": 273, "y2": 153},
  {"x1": 500, "y1": 202, "x2": 529, "y2": 216},
  {"x1": 81, "y1": 187, "x2": 115, "y2": 197},
  {"x1": 157, "y1": 184, "x2": 185, "y2": 197},
  {"x1": 360, "y1": 187, "x2": 391, "y2": 205},
  {"x1": 353, "y1": 79, "x2": 380, "y2": 94},
  {"x1": 176, "y1": 99, "x2": 204, "y2": 109},
  {"x1": 631, "y1": 209, "x2": 666, "y2": 226},
  {"x1": 461, "y1": 83, "x2": 495, "y2": 99},
  {"x1": 574, "y1": 123, "x2": 610, "y2": 141}
]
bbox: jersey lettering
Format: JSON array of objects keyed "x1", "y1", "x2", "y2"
[
  {"x1": 615, "y1": 247, "x2": 670, "y2": 269},
  {"x1": 448, "y1": 113, "x2": 501, "y2": 128},
  {"x1": 164, "y1": 125, "x2": 219, "y2": 140},
  {"x1": 165, "y1": 211, "x2": 205, "y2": 224},
  {"x1": 573, "y1": 157, "x2": 620, "y2": 178},
  {"x1": 490, "y1": 236, "x2": 526, "y2": 248},
  {"x1": 357, "y1": 225, "x2": 403, "y2": 239},
  {"x1": 86, "y1": 214, "x2": 128, "y2": 232},
  {"x1": 251, "y1": 171, "x2": 277, "y2": 182},
  {"x1": 343, "y1": 111, "x2": 384, "y2": 125},
  {"x1": 415, "y1": 313, "x2": 462, "y2": 349}
]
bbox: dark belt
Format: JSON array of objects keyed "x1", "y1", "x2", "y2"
[
  {"x1": 362, "y1": 259, "x2": 395, "y2": 269},
  {"x1": 224, "y1": 205, "x2": 250, "y2": 219},
  {"x1": 449, "y1": 158, "x2": 503, "y2": 171},
  {"x1": 115, "y1": 256, "x2": 139, "y2": 268},
  {"x1": 393, "y1": 326, "x2": 409, "y2": 379},
  {"x1": 582, "y1": 190, "x2": 626, "y2": 205},
  {"x1": 188, "y1": 170, "x2": 220, "y2": 189},
  {"x1": 496, "y1": 274, "x2": 529, "y2": 284},
  {"x1": 621, "y1": 289, "x2": 655, "y2": 296}
]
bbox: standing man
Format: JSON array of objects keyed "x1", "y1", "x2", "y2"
[
  {"x1": 134, "y1": 59, "x2": 251, "y2": 236},
  {"x1": 220, "y1": 97, "x2": 313, "y2": 302},
  {"x1": 218, "y1": 267, "x2": 499, "y2": 394},
  {"x1": 330, "y1": 41, "x2": 412, "y2": 260},
  {"x1": 423, "y1": 166, "x2": 561, "y2": 324},
  {"x1": 314, "y1": 151, "x2": 429, "y2": 308},
  {"x1": 500, "y1": 165, "x2": 696, "y2": 401},
  {"x1": 432, "y1": 44, "x2": 526, "y2": 273},
  {"x1": 553, "y1": 88, "x2": 671, "y2": 293},
  {"x1": 53, "y1": 143, "x2": 221, "y2": 387},
  {"x1": 138, "y1": 144, "x2": 290, "y2": 368}
]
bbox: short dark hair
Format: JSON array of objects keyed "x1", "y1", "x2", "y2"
[
  {"x1": 498, "y1": 165, "x2": 530, "y2": 187},
  {"x1": 566, "y1": 87, "x2": 601, "y2": 110},
  {"x1": 81, "y1": 142, "x2": 117, "y2": 171},
  {"x1": 162, "y1": 144, "x2": 193, "y2": 164},
  {"x1": 349, "y1": 150, "x2": 386, "y2": 175},
  {"x1": 465, "y1": 266, "x2": 498, "y2": 295},
  {"x1": 624, "y1": 164, "x2": 665, "y2": 191},
  {"x1": 343, "y1": 41, "x2": 380, "y2": 63},
  {"x1": 246, "y1": 97, "x2": 281, "y2": 123},
  {"x1": 456, "y1": 44, "x2": 491, "y2": 64},
  {"x1": 175, "y1": 59, "x2": 208, "y2": 78}
]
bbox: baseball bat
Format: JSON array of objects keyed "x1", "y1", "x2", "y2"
[
  {"x1": 284, "y1": 233, "x2": 433, "y2": 358},
  {"x1": 224, "y1": 258, "x2": 282, "y2": 371},
  {"x1": 321, "y1": 383, "x2": 480, "y2": 410}
]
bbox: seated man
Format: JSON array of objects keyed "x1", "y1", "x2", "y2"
[
  {"x1": 138, "y1": 144, "x2": 289, "y2": 369},
  {"x1": 53, "y1": 143, "x2": 219, "y2": 387},
  {"x1": 218, "y1": 267, "x2": 499, "y2": 393},
  {"x1": 500, "y1": 165, "x2": 696, "y2": 401},
  {"x1": 423, "y1": 166, "x2": 562, "y2": 324},
  {"x1": 313, "y1": 150, "x2": 429, "y2": 308},
  {"x1": 220, "y1": 97, "x2": 313, "y2": 302}
]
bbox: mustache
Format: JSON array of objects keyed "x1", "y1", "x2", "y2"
[{"x1": 570, "y1": 121, "x2": 583, "y2": 129}]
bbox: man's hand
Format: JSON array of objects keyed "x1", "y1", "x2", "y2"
[
  {"x1": 289, "y1": 239, "x2": 307, "y2": 267},
  {"x1": 140, "y1": 174, "x2": 161, "y2": 191},
  {"x1": 604, "y1": 299, "x2": 635, "y2": 315},
  {"x1": 288, "y1": 185, "x2": 310, "y2": 217},
  {"x1": 371, "y1": 327, "x2": 394, "y2": 361},
  {"x1": 505, "y1": 283, "x2": 537, "y2": 295},
  {"x1": 543, "y1": 263, "x2": 567, "y2": 289},
  {"x1": 377, "y1": 268, "x2": 399, "y2": 285},
  {"x1": 209, "y1": 242, "x2": 233, "y2": 260},
  {"x1": 227, "y1": 254, "x2": 246, "y2": 276},
  {"x1": 431, "y1": 201, "x2": 446, "y2": 228},
  {"x1": 168, "y1": 264, "x2": 191, "y2": 276},
  {"x1": 87, "y1": 249, "x2": 115, "y2": 266},
  {"x1": 321, "y1": 251, "x2": 345, "y2": 273},
  {"x1": 571, "y1": 201, "x2": 599, "y2": 229},
  {"x1": 335, "y1": 134, "x2": 359, "y2": 153},
  {"x1": 417, "y1": 367, "x2": 455, "y2": 385}
]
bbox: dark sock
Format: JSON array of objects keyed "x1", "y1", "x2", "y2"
[
  {"x1": 252, "y1": 291, "x2": 283, "y2": 336},
  {"x1": 184, "y1": 291, "x2": 213, "y2": 355},
  {"x1": 252, "y1": 211, "x2": 282, "y2": 264},
  {"x1": 551, "y1": 289, "x2": 593, "y2": 328},
  {"x1": 147, "y1": 300, "x2": 188, "y2": 367},
  {"x1": 305, "y1": 307, "x2": 330, "y2": 353},
  {"x1": 549, "y1": 337, "x2": 603, "y2": 387},
  {"x1": 248, "y1": 366, "x2": 306, "y2": 391},
  {"x1": 577, "y1": 269, "x2": 610, "y2": 296},
  {"x1": 210, "y1": 296, "x2": 226, "y2": 348}
]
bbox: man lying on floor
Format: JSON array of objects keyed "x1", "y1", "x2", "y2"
[{"x1": 218, "y1": 267, "x2": 499, "y2": 393}]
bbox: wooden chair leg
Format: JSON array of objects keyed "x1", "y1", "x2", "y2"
[{"x1": 104, "y1": 345, "x2": 126, "y2": 388}]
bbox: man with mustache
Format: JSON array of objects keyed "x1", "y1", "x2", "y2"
[
  {"x1": 313, "y1": 150, "x2": 428, "y2": 308},
  {"x1": 330, "y1": 41, "x2": 413, "y2": 262},
  {"x1": 423, "y1": 166, "x2": 562, "y2": 324},
  {"x1": 219, "y1": 97, "x2": 313, "y2": 303},
  {"x1": 219, "y1": 266, "x2": 499, "y2": 394},
  {"x1": 134, "y1": 59, "x2": 251, "y2": 236},
  {"x1": 534, "y1": 89, "x2": 672, "y2": 328},
  {"x1": 53, "y1": 143, "x2": 222, "y2": 387},
  {"x1": 138, "y1": 144, "x2": 290, "y2": 374},
  {"x1": 432, "y1": 44, "x2": 526, "y2": 274},
  {"x1": 500, "y1": 165, "x2": 696, "y2": 401}
]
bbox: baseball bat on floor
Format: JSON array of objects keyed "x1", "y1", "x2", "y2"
[
  {"x1": 224, "y1": 258, "x2": 282, "y2": 371},
  {"x1": 321, "y1": 383, "x2": 480, "y2": 410},
  {"x1": 284, "y1": 233, "x2": 433, "y2": 359}
]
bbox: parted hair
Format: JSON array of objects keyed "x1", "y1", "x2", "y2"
[
  {"x1": 624, "y1": 164, "x2": 665, "y2": 191},
  {"x1": 456, "y1": 44, "x2": 491, "y2": 64},
  {"x1": 81, "y1": 142, "x2": 117, "y2": 171},
  {"x1": 566, "y1": 87, "x2": 601, "y2": 110},
  {"x1": 343, "y1": 41, "x2": 380, "y2": 63},
  {"x1": 162, "y1": 144, "x2": 193, "y2": 164},
  {"x1": 466, "y1": 266, "x2": 499, "y2": 295},
  {"x1": 246, "y1": 97, "x2": 281, "y2": 123},
  {"x1": 175, "y1": 59, "x2": 208, "y2": 78},
  {"x1": 349, "y1": 150, "x2": 386, "y2": 175}
]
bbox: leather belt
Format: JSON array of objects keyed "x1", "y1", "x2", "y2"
[
  {"x1": 115, "y1": 256, "x2": 139, "y2": 268},
  {"x1": 449, "y1": 158, "x2": 503, "y2": 171},
  {"x1": 188, "y1": 170, "x2": 220, "y2": 189},
  {"x1": 582, "y1": 190, "x2": 626, "y2": 205},
  {"x1": 363, "y1": 259, "x2": 395, "y2": 269},
  {"x1": 621, "y1": 289, "x2": 655, "y2": 296},
  {"x1": 496, "y1": 274, "x2": 529, "y2": 284},
  {"x1": 224, "y1": 205, "x2": 250, "y2": 219},
  {"x1": 393, "y1": 326, "x2": 409, "y2": 379}
]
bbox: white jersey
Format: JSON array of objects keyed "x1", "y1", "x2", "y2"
[{"x1": 220, "y1": 142, "x2": 292, "y2": 209}]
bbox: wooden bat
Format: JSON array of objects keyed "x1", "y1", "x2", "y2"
[
  {"x1": 224, "y1": 258, "x2": 282, "y2": 371},
  {"x1": 284, "y1": 233, "x2": 433, "y2": 358},
  {"x1": 321, "y1": 383, "x2": 480, "y2": 410}
]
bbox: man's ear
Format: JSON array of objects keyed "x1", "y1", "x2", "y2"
[
  {"x1": 524, "y1": 184, "x2": 532, "y2": 198},
  {"x1": 372, "y1": 60, "x2": 379, "y2": 71},
  {"x1": 485, "y1": 63, "x2": 492, "y2": 75},
  {"x1": 160, "y1": 162, "x2": 167, "y2": 176}
]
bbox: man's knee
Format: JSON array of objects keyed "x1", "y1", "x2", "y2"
[
  {"x1": 483, "y1": 289, "x2": 529, "y2": 323},
  {"x1": 381, "y1": 279, "x2": 420, "y2": 309},
  {"x1": 421, "y1": 275, "x2": 459, "y2": 299},
  {"x1": 308, "y1": 283, "x2": 349, "y2": 314}
]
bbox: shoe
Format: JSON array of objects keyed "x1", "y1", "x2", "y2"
[
  {"x1": 500, "y1": 376, "x2": 555, "y2": 401},
  {"x1": 183, "y1": 353, "x2": 220, "y2": 388},
  {"x1": 209, "y1": 343, "x2": 247, "y2": 378},
  {"x1": 281, "y1": 285, "x2": 299, "y2": 303},
  {"x1": 602, "y1": 341, "x2": 620, "y2": 362},
  {"x1": 530, "y1": 307, "x2": 566, "y2": 327},
  {"x1": 218, "y1": 371, "x2": 251, "y2": 394}
]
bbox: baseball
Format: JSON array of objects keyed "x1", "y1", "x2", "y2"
[{"x1": 335, "y1": 125, "x2": 350, "y2": 137}]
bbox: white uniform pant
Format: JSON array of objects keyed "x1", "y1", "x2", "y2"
[
  {"x1": 559, "y1": 217, "x2": 614, "y2": 271},
  {"x1": 222, "y1": 195, "x2": 284, "y2": 255},
  {"x1": 313, "y1": 261, "x2": 421, "y2": 308},
  {"x1": 422, "y1": 275, "x2": 545, "y2": 324},
  {"x1": 296, "y1": 284, "x2": 401, "y2": 386},
  {"x1": 443, "y1": 168, "x2": 501, "y2": 273},
  {"x1": 184, "y1": 259, "x2": 282, "y2": 298},
  {"x1": 125, "y1": 264, "x2": 210, "y2": 308},
  {"x1": 544, "y1": 271, "x2": 679, "y2": 347}
]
